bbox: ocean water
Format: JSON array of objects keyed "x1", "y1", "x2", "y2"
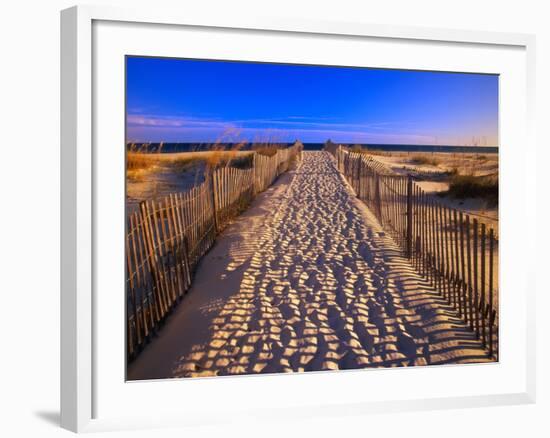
[{"x1": 127, "y1": 142, "x2": 498, "y2": 154}]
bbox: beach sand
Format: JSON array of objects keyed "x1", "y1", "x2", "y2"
[
  {"x1": 370, "y1": 151, "x2": 498, "y2": 177},
  {"x1": 128, "y1": 151, "x2": 492, "y2": 380}
]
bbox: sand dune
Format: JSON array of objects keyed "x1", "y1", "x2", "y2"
[
  {"x1": 128, "y1": 151, "x2": 492, "y2": 380},
  {"x1": 370, "y1": 151, "x2": 499, "y2": 227}
]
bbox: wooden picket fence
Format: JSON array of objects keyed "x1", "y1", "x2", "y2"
[
  {"x1": 254, "y1": 146, "x2": 300, "y2": 193},
  {"x1": 336, "y1": 147, "x2": 498, "y2": 359},
  {"x1": 126, "y1": 144, "x2": 302, "y2": 360}
]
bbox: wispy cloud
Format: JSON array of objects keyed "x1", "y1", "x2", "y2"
[
  {"x1": 126, "y1": 112, "x2": 493, "y2": 146},
  {"x1": 127, "y1": 113, "x2": 443, "y2": 144},
  {"x1": 127, "y1": 114, "x2": 233, "y2": 128},
  {"x1": 127, "y1": 113, "x2": 414, "y2": 133}
]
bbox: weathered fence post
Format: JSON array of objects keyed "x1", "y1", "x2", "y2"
[
  {"x1": 374, "y1": 174, "x2": 382, "y2": 221},
  {"x1": 333, "y1": 153, "x2": 498, "y2": 357},
  {"x1": 209, "y1": 169, "x2": 219, "y2": 233},
  {"x1": 406, "y1": 175, "x2": 413, "y2": 259},
  {"x1": 252, "y1": 152, "x2": 257, "y2": 195},
  {"x1": 127, "y1": 149, "x2": 303, "y2": 362},
  {"x1": 488, "y1": 228, "x2": 494, "y2": 357},
  {"x1": 356, "y1": 155, "x2": 362, "y2": 198}
]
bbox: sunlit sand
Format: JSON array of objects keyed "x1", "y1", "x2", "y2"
[{"x1": 128, "y1": 151, "x2": 492, "y2": 380}]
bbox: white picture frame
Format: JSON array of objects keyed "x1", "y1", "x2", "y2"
[{"x1": 60, "y1": 4, "x2": 536, "y2": 433}]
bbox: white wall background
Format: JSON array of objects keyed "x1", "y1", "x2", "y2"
[{"x1": 0, "y1": 0, "x2": 547, "y2": 436}]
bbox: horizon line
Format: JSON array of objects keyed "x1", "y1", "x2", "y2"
[{"x1": 125, "y1": 140, "x2": 499, "y2": 147}]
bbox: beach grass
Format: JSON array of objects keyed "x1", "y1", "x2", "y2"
[
  {"x1": 126, "y1": 139, "x2": 291, "y2": 179},
  {"x1": 447, "y1": 173, "x2": 498, "y2": 205},
  {"x1": 410, "y1": 154, "x2": 440, "y2": 166}
]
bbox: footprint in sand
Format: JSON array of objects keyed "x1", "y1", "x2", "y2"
[{"x1": 154, "y1": 152, "x2": 494, "y2": 380}]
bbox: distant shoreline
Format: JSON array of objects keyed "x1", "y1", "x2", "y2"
[{"x1": 126, "y1": 142, "x2": 498, "y2": 154}]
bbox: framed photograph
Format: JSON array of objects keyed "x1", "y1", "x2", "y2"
[{"x1": 61, "y1": 5, "x2": 536, "y2": 432}]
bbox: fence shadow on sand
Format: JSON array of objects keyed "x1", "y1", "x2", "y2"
[{"x1": 128, "y1": 152, "x2": 493, "y2": 380}]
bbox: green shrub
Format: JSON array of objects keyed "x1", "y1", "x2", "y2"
[{"x1": 447, "y1": 174, "x2": 498, "y2": 206}]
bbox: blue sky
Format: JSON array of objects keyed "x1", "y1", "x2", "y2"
[{"x1": 126, "y1": 57, "x2": 498, "y2": 146}]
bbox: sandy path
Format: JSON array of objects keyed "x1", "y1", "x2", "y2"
[{"x1": 128, "y1": 151, "x2": 491, "y2": 380}]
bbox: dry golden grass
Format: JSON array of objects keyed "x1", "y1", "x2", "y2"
[
  {"x1": 200, "y1": 139, "x2": 248, "y2": 168},
  {"x1": 126, "y1": 138, "x2": 277, "y2": 180},
  {"x1": 410, "y1": 154, "x2": 440, "y2": 166},
  {"x1": 126, "y1": 128, "x2": 297, "y2": 182},
  {"x1": 126, "y1": 142, "x2": 157, "y2": 171},
  {"x1": 447, "y1": 173, "x2": 498, "y2": 206},
  {"x1": 126, "y1": 142, "x2": 165, "y2": 173},
  {"x1": 127, "y1": 150, "x2": 254, "y2": 170},
  {"x1": 126, "y1": 137, "x2": 290, "y2": 170},
  {"x1": 252, "y1": 143, "x2": 285, "y2": 157},
  {"x1": 127, "y1": 152, "x2": 154, "y2": 172},
  {"x1": 372, "y1": 151, "x2": 498, "y2": 177}
]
